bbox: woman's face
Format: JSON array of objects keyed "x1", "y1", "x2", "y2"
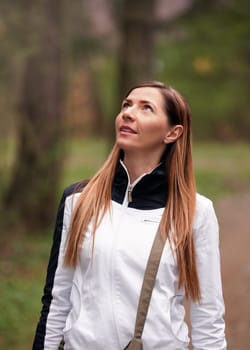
[{"x1": 115, "y1": 87, "x2": 171, "y2": 160}]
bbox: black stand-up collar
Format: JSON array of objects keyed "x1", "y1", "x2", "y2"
[{"x1": 111, "y1": 161, "x2": 168, "y2": 210}]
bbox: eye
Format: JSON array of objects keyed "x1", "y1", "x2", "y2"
[
  {"x1": 143, "y1": 104, "x2": 153, "y2": 112},
  {"x1": 122, "y1": 101, "x2": 130, "y2": 110}
]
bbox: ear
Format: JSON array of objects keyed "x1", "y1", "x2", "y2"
[{"x1": 164, "y1": 125, "x2": 183, "y2": 144}]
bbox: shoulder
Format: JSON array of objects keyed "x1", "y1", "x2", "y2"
[
  {"x1": 195, "y1": 193, "x2": 213, "y2": 211},
  {"x1": 63, "y1": 179, "x2": 89, "y2": 199},
  {"x1": 194, "y1": 193, "x2": 217, "y2": 230},
  {"x1": 54, "y1": 180, "x2": 89, "y2": 223},
  {"x1": 193, "y1": 193, "x2": 220, "y2": 250},
  {"x1": 57, "y1": 180, "x2": 89, "y2": 214}
]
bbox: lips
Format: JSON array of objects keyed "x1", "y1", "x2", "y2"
[{"x1": 119, "y1": 125, "x2": 137, "y2": 134}]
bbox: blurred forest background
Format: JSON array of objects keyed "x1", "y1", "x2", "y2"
[{"x1": 0, "y1": 0, "x2": 249, "y2": 349}]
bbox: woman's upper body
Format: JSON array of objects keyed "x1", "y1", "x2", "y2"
[
  {"x1": 33, "y1": 160, "x2": 226, "y2": 350},
  {"x1": 33, "y1": 81, "x2": 226, "y2": 349}
]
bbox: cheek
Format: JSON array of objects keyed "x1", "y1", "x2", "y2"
[
  {"x1": 143, "y1": 119, "x2": 168, "y2": 136},
  {"x1": 115, "y1": 114, "x2": 124, "y2": 140},
  {"x1": 115, "y1": 115, "x2": 121, "y2": 130}
]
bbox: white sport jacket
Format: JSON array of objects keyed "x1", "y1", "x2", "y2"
[{"x1": 33, "y1": 161, "x2": 226, "y2": 350}]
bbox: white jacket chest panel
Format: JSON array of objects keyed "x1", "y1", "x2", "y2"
[{"x1": 64, "y1": 201, "x2": 188, "y2": 349}]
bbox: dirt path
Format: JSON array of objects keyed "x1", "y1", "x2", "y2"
[{"x1": 215, "y1": 193, "x2": 250, "y2": 350}]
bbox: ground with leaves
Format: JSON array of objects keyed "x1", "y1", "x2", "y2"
[{"x1": 216, "y1": 193, "x2": 250, "y2": 350}]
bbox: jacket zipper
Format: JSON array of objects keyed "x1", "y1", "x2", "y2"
[
  {"x1": 127, "y1": 185, "x2": 133, "y2": 203},
  {"x1": 126, "y1": 176, "x2": 143, "y2": 204},
  {"x1": 119, "y1": 159, "x2": 161, "y2": 207}
]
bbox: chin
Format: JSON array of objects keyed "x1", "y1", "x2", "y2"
[{"x1": 116, "y1": 139, "x2": 135, "y2": 151}]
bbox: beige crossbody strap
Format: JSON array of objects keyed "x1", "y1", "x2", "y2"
[
  {"x1": 124, "y1": 224, "x2": 166, "y2": 349},
  {"x1": 134, "y1": 224, "x2": 166, "y2": 340}
]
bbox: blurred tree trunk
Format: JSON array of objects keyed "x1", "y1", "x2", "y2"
[
  {"x1": 118, "y1": 0, "x2": 157, "y2": 100},
  {"x1": 103, "y1": 0, "x2": 157, "y2": 143},
  {"x1": 4, "y1": 0, "x2": 64, "y2": 230}
]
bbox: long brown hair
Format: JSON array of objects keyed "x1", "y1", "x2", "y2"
[{"x1": 64, "y1": 81, "x2": 200, "y2": 301}]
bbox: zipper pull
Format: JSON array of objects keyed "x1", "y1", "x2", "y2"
[{"x1": 127, "y1": 185, "x2": 133, "y2": 203}]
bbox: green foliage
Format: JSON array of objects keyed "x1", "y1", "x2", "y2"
[
  {"x1": 0, "y1": 232, "x2": 52, "y2": 350},
  {"x1": 155, "y1": 1, "x2": 250, "y2": 140},
  {"x1": 0, "y1": 279, "x2": 42, "y2": 349},
  {"x1": 0, "y1": 0, "x2": 249, "y2": 142},
  {"x1": 0, "y1": 137, "x2": 16, "y2": 193},
  {"x1": 84, "y1": 0, "x2": 250, "y2": 140},
  {"x1": 61, "y1": 137, "x2": 109, "y2": 192},
  {"x1": 90, "y1": 54, "x2": 120, "y2": 124},
  {"x1": 194, "y1": 143, "x2": 250, "y2": 199}
]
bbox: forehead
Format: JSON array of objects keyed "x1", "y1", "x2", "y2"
[{"x1": 126, "y1": 87, "x2": 164, "y2": 106}]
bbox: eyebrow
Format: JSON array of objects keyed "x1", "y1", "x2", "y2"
[{"x1": 122, "y1": 98, "x2": 156, "y2": 108}]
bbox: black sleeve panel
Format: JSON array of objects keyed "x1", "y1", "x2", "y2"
[
  {"x1": 32, "y1": 181, "x2": 88, "y2": 349},
  {"x1": 32, "y1": 190, "x2": 67, "y2": 349}
]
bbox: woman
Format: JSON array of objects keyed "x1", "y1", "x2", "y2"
[{"x1": 33, "y1": 81, "x2": 226, "y2": 349}]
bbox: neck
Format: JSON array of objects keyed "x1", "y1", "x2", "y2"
[{"x1": 123, "y1": 154, "x2": 161, "y2": 183}]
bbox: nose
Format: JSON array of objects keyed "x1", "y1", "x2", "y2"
[{"x1": 122, "y1": 106, "x2": 136, "y2": 121}]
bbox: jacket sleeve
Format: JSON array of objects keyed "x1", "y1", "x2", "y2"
[
  {"x1": 189, "y1": 199, "x2": 227, "y2": 350},
  {"x1": 32, "y1": 189, "x2": 75, "y2": 350}
]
